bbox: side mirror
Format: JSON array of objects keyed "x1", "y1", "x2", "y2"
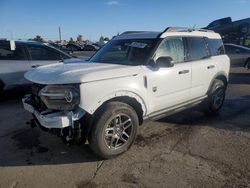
[{"x1": 156, "y1": 56, "x2": 174, "y2": 68}]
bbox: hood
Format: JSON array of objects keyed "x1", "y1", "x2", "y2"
[{"x1": 24, "y1": 62, "x2": 141, "y2": 85}]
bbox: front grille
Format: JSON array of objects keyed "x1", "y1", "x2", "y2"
[{"x1": 30, "y1": 84, "x2": 47, "y2": 112}]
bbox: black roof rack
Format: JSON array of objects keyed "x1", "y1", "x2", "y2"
[
  {"x1": 163, "y1": 27, "x2": 214, "y2": 33},
  {"x1": 120, "y1": 31, "x2": 148, "y2": 35},
  {"x1": 120, "y1": 27, "x2": 214, "y2": 38},
  {"x1": 156, "y1": 27, "x2": 214, "y2": 38}
]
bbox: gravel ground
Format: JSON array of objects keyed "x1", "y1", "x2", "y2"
[{"x1": 0, "y1": 67, "x2": 249, "y2": 188}]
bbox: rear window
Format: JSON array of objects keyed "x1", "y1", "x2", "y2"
[
  {"x1": 186, "y1": 37, "x2": 209, "y2": 61},
  {"x1": 0, "y1": 42, "x2": 27, "y2": 60},
  {"x1": 206, "y1": 39, "x2": 225, "y2": 56}
]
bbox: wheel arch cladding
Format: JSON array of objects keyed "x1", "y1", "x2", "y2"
[
  {"x1": 216, "y1": 74, "x2": 228, "y2": 87},
  {"x1": 93, "y1": 95, "x2": 145, "y2": 126},
  {"x1": 206, "y1": 72, "x2": 228, "y2": 94},
  {"x1": 0, "y1": 80, "x2": 5, "y2": 90}
]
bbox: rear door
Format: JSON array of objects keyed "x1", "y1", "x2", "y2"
[
  {"x1": 186, "y1": 37, "x2": 218, "y2": 99},
  {"x1": 0, "y1": 42, "x2": 30, "y2": 88}
]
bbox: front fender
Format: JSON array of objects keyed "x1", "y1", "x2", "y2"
[{"x1": 80, "y1": 90, "x2": 147, "y2": 116}]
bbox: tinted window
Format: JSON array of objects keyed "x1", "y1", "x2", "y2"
[
  {"x1": 206, "y1": 39, "x2": 225, "y2": 56},
  {"x1": 0, "y1": 42, "x2": 27, "y2": 60},
  {"x1": 27, "y1": 45, "x2": 63, "y2": 60},
  {"x1": 155, "y1": 37, "x2": 185, "y2": 63},
  {"x1": 186, "y1": 37, "x2": 209, "y2": 61}
]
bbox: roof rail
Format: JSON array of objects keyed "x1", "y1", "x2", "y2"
[
  {"x1": 120, "y1": 31, "x2": 147, "y2": 35},
  {"x1": 156, "y1": 27, "x2": 215, "y2": 38},
  {"x1": 163, "y1": 27, "x2": 214, "y2": 33}
]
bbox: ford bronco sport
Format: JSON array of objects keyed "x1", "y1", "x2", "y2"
[{"x1": 22, "y1": 27, "x2": 230, "y2": 158}]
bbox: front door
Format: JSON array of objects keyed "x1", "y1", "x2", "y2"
[{"x1": 144, "y1": 36, "x2": 191, "y2": 114}]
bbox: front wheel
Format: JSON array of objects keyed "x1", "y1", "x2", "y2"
[
  {"x1": 89, "y1": 102, "x2": 139, "y2": 159},
  {"x1": 202, "y1": 79, "x2": 226, "y2": 116}
]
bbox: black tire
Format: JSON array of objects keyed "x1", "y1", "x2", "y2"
[
  {"x1": 89, "y1": 101, "x2": 139, "y2": 159},
  {"x1": 203, "y1": 79, "x2": 226, "y2": 116},
  {"x1": 0, "y1": 88, "x2": 3, "y2": 98},
  {"x1": 0, "y1": 81, "x2": 4, "y2": 98},
  {"x1": 244, "y1": 58, "x2": 250, "y2": 69}
]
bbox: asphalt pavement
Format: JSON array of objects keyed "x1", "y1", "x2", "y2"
[{"x1": 0, "y1": 67, "x2": 249, "y2": 188}]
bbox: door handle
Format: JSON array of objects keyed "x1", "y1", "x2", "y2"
[
  {"x1": 178, "y1": 70, "x2": 189, "y2": 74},
  {"x1": 31, "y1": 65, "x2": 40, "y2": 68},
  {"x1": 207, "y1": 65, "x2": 215, "y2": 69}
]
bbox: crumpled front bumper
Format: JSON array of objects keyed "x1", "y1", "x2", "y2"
[{"x1": 22, "y1": 95, "x2": 85, "y2": 129}]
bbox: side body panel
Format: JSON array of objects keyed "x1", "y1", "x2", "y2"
[
  {"x1": 142, "y1": 64, "x2": 191, "y2": 114},
  {"x1": 190, "y1": 55, "x2": 230, "y2": 99},
  {"x1": 78, "y1": 70, "x2": 149, "y2": 115}
]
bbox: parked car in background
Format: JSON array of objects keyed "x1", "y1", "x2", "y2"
[
  {"x1": 82, "y1": 44, "x2": 99, "y2": 51},
  {"x1": 203, "y1": 17, "x2": 250, "y2": 47},
  {"x1": 48, "y1": 42, "x2": 61, "y2": 49},
  {"x1": 224, "y1": 43, "x2": 250, "y2": 67},
  {"x1": 66, "y1": 43, "x2": 83, "y2": 51},
  {"x1": 47, "y1": 43, "x2": 71, "y2": 53},
  {"x1": 0, "y1": 40, "x2": 74, "y2": 92},
  {"x1": 204, "y1": 17, "x2": 250, "y2": 36}
]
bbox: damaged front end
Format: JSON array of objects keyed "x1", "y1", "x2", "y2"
[{"x1": 22, "y1": 84, "x2": 87, "y2": 144}]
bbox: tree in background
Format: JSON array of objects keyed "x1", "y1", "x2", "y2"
[
  {"x1": 77, "y1": 34, "x2": 83, "y2": 42},
  {"x1": 69, "y1": 37, "x2": 74, "y2": 43},
  {"x1": 99, "y1": 36, "x2": 109, "y2": 42},
  {"x1": 33, "y1": 35, "x2": 44, "y2": 42},
  {"x1": 99, "y1": 36, "x2": 104, "y2": 42},
  {"x1": 104, "y1": 37, "x2": 109, "y2": 41}
]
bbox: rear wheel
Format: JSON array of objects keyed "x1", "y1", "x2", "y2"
[
  {"x1": 203, "y1": 79, "x2": 226, "y2": 116},
  {"x1": 0, "y1": 81, "x2": 4, "y2": 98},
  {"x1": 244, "y1": 58, "x2": 250, "y2": 69},
  {"x1": 89, "y1": 102, "x2": 138, "y2": 159}
]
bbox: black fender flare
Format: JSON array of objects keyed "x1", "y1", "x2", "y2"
[
  {"x1": 206, "y1": 72, "x2": 228, "y2": 94},
  {"x1": 244, "y1": 58, "x2": 250, "y2": 68},
  {"x1": 0, "y1": 80, "x2": 5, "y2": 90}
]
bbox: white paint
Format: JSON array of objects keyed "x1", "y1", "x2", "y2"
[
  {"x1": 23, "y1": 30, "x2": 230, "y2": 127},
  {"x1": 10, "y1": 40, "x2": 16, "y2": 51}
]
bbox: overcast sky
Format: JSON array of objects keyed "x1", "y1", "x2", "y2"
[{"x1": 0, "y1": 0, "x2": 250, "y2": 41}]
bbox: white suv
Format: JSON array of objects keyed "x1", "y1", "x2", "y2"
[{"x1": 22, "y1": 27, "x2": 230, "y2": 158}]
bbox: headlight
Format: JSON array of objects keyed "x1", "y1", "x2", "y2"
[{"x1": 39, "y1": 85, "x2": 80, "y2": 110}]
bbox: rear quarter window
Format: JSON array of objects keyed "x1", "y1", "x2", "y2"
[
  {"x1": 186, "y1": 37, "x2": 209, "y2": 61},
  {"x1": 206, "y1": 38, "x2": 225, "y2": 56}
]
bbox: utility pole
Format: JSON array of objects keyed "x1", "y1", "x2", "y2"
[{"x1": 58, "y1": 26, "x2": 62, "y2": 43}]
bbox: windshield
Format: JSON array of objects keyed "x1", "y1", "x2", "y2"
[{"x1": 89, "y1": 39, "x2": 155, "y2": 65}]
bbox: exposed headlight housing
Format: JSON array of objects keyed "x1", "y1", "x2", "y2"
[{"x1": 39, "y1": 85, "x2": 80, "y2": 110}]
